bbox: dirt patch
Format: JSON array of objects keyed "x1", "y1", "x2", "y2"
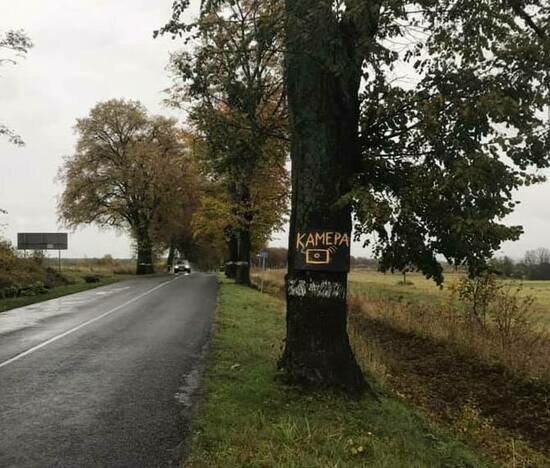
[{"x1": 352, "y1": 316, "x2": 550, "y2": 460}]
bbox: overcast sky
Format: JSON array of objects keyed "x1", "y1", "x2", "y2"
[{"x1": 1, "y1": 1, "x2": 549, "y2": 260}]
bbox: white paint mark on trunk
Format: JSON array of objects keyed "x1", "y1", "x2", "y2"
[{"x1": 287, "y1": 279, "x2": 346, "y2": 299}]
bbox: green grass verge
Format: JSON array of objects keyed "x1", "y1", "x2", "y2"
[
  {"x1": 185, "y1": 278, "x2": 490, "y2": 467},
  {"x1": 0, "y1": 274, "x2": 132, "y2": 313}
]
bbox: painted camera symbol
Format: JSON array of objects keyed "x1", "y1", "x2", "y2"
[{"x1": 305, "y1": 248, "x2": 333, "y2": 265}]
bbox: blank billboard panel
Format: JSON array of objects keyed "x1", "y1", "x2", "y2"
[{"x1": 17, "y1": 233, "x2": 68, "y2": 250}]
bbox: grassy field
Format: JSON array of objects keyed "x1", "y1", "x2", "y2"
[
  {"x1": 350, "y1": 269, "x2": 550, "y2": 328},
  {"x1": 186, "y1": 277, "x2": 491, "y2": 467}
]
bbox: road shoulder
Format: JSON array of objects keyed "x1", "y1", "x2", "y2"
[{"x1": 183, "y1": 277, "x2": 488, "y2": 467}]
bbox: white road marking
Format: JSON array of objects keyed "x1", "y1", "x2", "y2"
[
  {"x1": 110, "y1": 287, "x2": 132, "y2": 292},
  {"x1": 95, "y1": 286, "x2": 132, "y2": 296},
  {"x1": 0, "y1": 278, "x2": 178, "y2": 370}
]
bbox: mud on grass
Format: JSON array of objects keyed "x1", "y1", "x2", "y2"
[
  {"x1": 350, "y1": 314, "x2": 550, "y2": 466},
  {"x1": 185, "y1": 278, "x2": 490, "y2": 467}
]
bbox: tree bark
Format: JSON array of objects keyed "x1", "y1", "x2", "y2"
[
  {"x1": 235, "y1": 227, "x2": 251, "y2": 285},
  {"x1": 136, "y1": 229, "x2": 155, "y2": 275},
  {"x1": 225, "y1": 231, "x2": 238, "y2": 279},
  {"x1": 279, "y1": 0, "x2": 367, "y2": 394}
]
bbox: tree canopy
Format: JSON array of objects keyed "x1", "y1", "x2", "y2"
[
  {"x1": 58, "y1": 99, "x2": 201, "y2": 274},
  {"x1": 0, "y1": 29, "x2": 33, "y2": 146},
  {"x1": 159, "y1": 0, "x2": 550, "y2": 392},
  {"x1": 161, "y1": 0, "x2": 550, "y2": 285},
  {"x1": 159, "y1": 0, "x2": 289, "y2": 283},
  {"x1": 349, "y1": 0, "x2": 550, "y2": 284}
]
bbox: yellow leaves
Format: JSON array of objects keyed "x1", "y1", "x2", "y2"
[
  {"x1": 346, "y1": 436, "x2": 372, "y2": 457},
  {"x1": 59, "y1": 100, "x2": 194, "y2": 236}
]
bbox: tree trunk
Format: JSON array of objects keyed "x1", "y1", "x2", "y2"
[
  {"x1": 279, "y1": 0, "x2": 367, "y2": 394},
  {"x1": 136, "y1": 230, "x2": 154, "y2": 275},
  {"x1": 166, "y1": 244, "x2": 176, "y2": 272},
  {"x1": 225, "y1": 231, "x2": 238, "y2": 279},
  {"x1": 235, "y1": 228, "x2": 251, "y2": 285}
]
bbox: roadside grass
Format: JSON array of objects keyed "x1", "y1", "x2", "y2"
[
  {"x1": 349, "y1": 314, "x2": 550, "y2": 466},
  {"x1": 250, "y1": 270, "x2": 550, "y2": 465},
  {"x1": 0, "y1": 273, "x2": 132, "y2": 313},
  {"x1": 186, "y1": 278, "x2": 489, "y2": 467}
]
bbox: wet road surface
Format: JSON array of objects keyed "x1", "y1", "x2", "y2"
[{"x1": 0, "y1": 273, "x2": 216, "y2": 467}]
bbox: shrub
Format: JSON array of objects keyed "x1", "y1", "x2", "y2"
[
  {"x1": 454, "y1": 273, "x2": 499, "y2": 327},
  {"x1": 0, "y1": 240, "x2": 74, "y2": 298},
  {"x1": 112, "y1": 266, "x2": 136, "y2": 275},
  {"x1": 43, "y1": 268, "x2": 70, "y2": 288},
  {"x1": 0, "y1": 240, "x2": 45, "y2": 298},
  {"x1": 84, "y1": 274, "x2": 102, "y2": 284},
  {"x1": 349, "y1": 278, "x2": 550, "y2": 381}
]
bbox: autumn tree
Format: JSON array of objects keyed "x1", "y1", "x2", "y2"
[
  {"x1": 1, "y1": 29, "x2": 33, "y2": 146},
  {"x1": 158, "y1": 0, "x2": 289, "y2": 285},
  {"x1": 58, "y1": 99, "x2": 194, "y2": 275},
  {"x1": 150, "y1": 130, "x2": 206, "y2": 268},
  {"x1": 162, "y1": 1, "x2": 550, "y2": 394}
]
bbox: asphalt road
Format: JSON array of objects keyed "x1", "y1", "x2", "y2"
[{"x1": 0, "y1": 272, "x2": 217, "y2": 468}]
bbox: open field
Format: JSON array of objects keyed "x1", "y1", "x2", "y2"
[
  {"x1": 187, "y1": 277, "x2": 490, "y2": 467},
  {"x1": 350, "y1": 270, "x2": 550, "y2": 329}
]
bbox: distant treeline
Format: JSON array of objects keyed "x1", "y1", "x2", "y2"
[{"x1": 490, "y1": 248, "x2": 550, "y2": 280}]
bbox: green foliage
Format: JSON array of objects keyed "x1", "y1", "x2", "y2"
[
  {"x1": 490, "y1": 248, "x2": 550, "y2": 280},
  {"x1": 454, "y1": 272, "x2": 539, "y2": 347},
  {"x1": 350, "y1": 1, "x2": 550, "y2": 283},
  {"x1": 57, "y1": 99, "x2": 204, "y2": 273},
  {"x1": 163, "y1": 1, "x2": 550, "y2": 285},
  {"x1": 0, "y1": 240, "x2": 43, "y2": 298},
  {"x1": 0, "y1": 273, "x2": 127, "y2": 314},
  {"x1": 0, "y1": 239, "x2": 71, "y2": 299},
  {"x1": 455, "y1": 273, "x2": 501, "y2": 326},
  {"x1": 1, "y1": 29, "x2": 33, "y2": 146},
  {"x1": 83, "y1": 274, "x2": 102, "y2": 284}
]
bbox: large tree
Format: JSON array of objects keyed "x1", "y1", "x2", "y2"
[
  {"x1": 284, "y1": 0, "x2": 550, "y2": 393},
  {"x1": 162, "y1": 0, "x2": 550, "y2": 394},
  {"x1": 58, "y1": 99, "x2": 194, "y2": 274},
  {"x1": 1, "y1": 29, "x2": 33, "y2": 146},
  {"x1": 158, "y1": 0, "x2": 289, "y2": 285}
]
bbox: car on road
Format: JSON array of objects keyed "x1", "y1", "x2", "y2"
[{"x1": 174, "y1": 260, "x2": 191, "y2": 274}]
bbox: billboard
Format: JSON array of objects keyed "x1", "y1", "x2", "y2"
[{"x1": 17, "y1": 233, "x2": 68, "y2": 250}]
